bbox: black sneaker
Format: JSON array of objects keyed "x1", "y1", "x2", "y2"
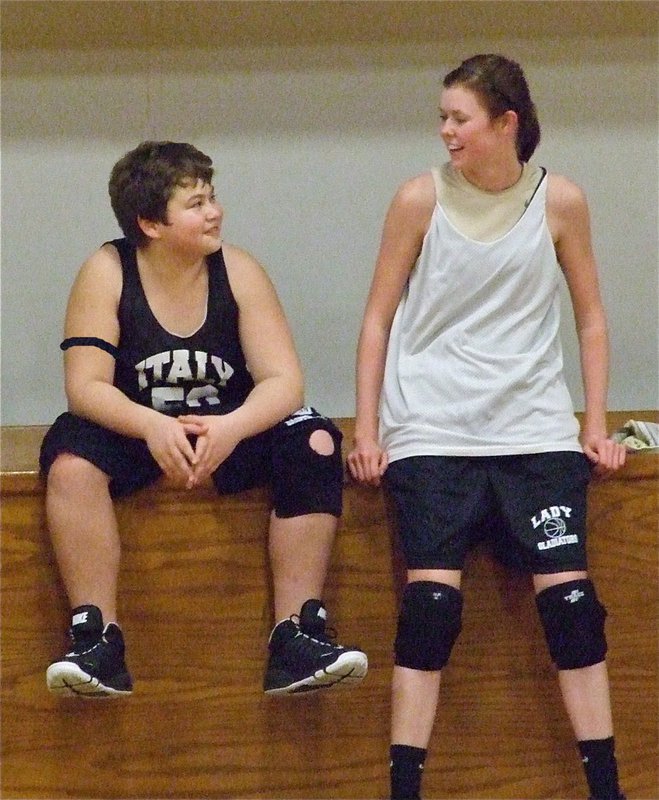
[
  {"x1": 263, "y1": 599, "x2": 368, "y2": 695},
  {"x1": 588, "y1": 796, "x2": 626, "y2": 800},
  {"x1": 46, "y1": 605, "x2": 133, "y2": 698}
]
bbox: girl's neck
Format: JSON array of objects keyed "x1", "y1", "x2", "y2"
[{"x1": 460, "y1": 157, "x2": 524, "y2": 194}]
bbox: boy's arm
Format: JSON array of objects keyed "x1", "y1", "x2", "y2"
[
  {"x1": 179, "y1": 244, "x2": 304, "y2": 482},
  {"x1": 63, "y1": 244, "x2": 204, "y2": 484},
  {"x1": 226, "y1": 243, "x2": 305, "y2": 429}
]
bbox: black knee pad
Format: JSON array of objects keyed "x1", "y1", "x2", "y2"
[
  {"x1": 272, "y1": 409, "x2": 343, "y2": 518},
  {"x1": 535, "y1": 579, "x2": 607, "y2": 670},
  {"x1": 394, "y1": 581, "x2": 463, "y2": 671}
]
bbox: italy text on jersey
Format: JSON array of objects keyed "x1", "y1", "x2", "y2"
[{"x1": 134, "y1": 348, "x2": 236, "y2": 412}]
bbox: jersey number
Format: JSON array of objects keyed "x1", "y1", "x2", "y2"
[{"x1": 151, "y1": 385, "x2": 220, "y2": 412}]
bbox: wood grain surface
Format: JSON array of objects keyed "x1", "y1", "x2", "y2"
[{"x1": 1, "y1": 414, "x2": 656, "y2": 799}]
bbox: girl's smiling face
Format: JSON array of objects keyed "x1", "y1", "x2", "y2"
[{"x1": 439, "y1": 85, "x2": 514, "y2": 174}]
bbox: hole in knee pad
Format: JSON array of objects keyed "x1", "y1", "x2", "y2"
[{"x1": 308, "y1": 429, "x2": 335, "y2": 456}]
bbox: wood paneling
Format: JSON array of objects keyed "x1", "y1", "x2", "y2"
[
  {"x1": 2, "y1": 2, "x2": 654, "y2": 52},
  {"x1": 1, "y1": 415, "x2": 657, "y2": 799}
]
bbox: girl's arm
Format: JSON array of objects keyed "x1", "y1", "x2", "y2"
[
  {"x1": 348, "y1": 173, "x2": 436, "y2": 486},
  {"x1": 547, "y1": 175, "x2": 626, "y2": 474}
]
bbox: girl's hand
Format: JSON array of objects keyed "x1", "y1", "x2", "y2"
[
  {"x1": 580, "y1": 430, "x2": 627, "y2": 477},
  {"x1": 347, "y1": 439, "x2": 389, "y2": 487}
]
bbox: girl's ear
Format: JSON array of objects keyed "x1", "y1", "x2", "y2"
[{"x1": 498, "y1": 108, "x2": 519, "y2": 138}]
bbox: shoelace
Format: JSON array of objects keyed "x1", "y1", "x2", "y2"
[
  {"x1": 67, "y1": 638, "x2": 104, "y2": 658},
  {"x1": 67, "y1": 627, "x2": 107, "y2": 657},
  {"x1": 284, "y1": 627, "x2": 344, "y2": 665},
  {"x1": 289, "y1": 613, "x2": 339, "y2": 643}
]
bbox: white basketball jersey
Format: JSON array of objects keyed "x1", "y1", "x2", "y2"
[{"x1": 380, "y1": 166, "x2": 582, "y2": 461}]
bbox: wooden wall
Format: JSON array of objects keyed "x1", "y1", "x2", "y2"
[{"x1": 1, "y1": 415, "x2": 657, "y2": 799}]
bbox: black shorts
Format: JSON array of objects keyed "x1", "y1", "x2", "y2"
[
  {"x1": 39, "y1": 407, "x2": 343, "y2": 518},
  {"x1": 384, "y1": 452, "x2": 592, "y2": 575}
]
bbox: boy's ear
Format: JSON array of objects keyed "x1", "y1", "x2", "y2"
[{"x1": 137, "y1": 216, "x2": 162, "y2": 240}]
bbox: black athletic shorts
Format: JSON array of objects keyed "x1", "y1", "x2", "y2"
[
  {"x1": 384, "y1": 452, "x2": 592, "y2": 575},
  {"x1": 39, "y1": 407, "x2": 343, "y2": 518}
]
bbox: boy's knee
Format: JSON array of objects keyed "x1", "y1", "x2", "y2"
[
  {"x1": 308, "y1": 429, "x2": 335, "y2": 457},
  {"x1": 47, "y1": 453, "x2": 108, "y2": 492},
  {"x1": 272, "y1": 418, "x2": 343, "y2": 519}
]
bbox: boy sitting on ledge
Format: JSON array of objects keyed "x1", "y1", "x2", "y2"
[{"x1": 40, "y1": 141, "x2": 367, "y2": 699}]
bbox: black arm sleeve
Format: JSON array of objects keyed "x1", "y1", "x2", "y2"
[{"x1": 60, "y1": 337, "x2": 119, "y2": 359}]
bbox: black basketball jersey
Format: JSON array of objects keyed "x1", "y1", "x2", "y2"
[{"x1": 111, "y1": 238, "x2": 254, "y2": 417}]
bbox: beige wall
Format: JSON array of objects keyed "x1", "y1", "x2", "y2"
[{"x1": 2, "y1": 1, "x2": 657, "y2": 423}]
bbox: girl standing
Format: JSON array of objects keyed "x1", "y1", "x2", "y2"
[{"x1": 348, "y1": 54, "x2": 626, "y2": 800}]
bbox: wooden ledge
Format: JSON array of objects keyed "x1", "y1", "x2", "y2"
[
  {"x1": 1, "y1": 414, "x2": 656, "y2": 799},
  {"x1": 1, "y1": 412, "x2": 657, "y2": 496},
  {"x1": 0, "y1": 418, "x2": 357, "y2": 496}
]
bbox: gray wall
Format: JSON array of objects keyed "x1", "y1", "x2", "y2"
[{"x1": 2, "y1": 1, "x2": 657, "y2": 425}]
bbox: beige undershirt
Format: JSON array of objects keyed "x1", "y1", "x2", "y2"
[{"x1": 435, "y1": 161, "x2": 545, "y2": 242}]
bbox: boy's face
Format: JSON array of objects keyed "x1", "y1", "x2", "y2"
[{"x1": 151, "y1": 179, "x2": 223, "y2": 256}]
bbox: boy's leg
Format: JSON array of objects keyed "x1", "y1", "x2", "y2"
[
  {"x1": 268, "y1": 510, "x2": 336, "y2": 623},
  {"x1": 47, "y1": 453, "x2": 120, "y2": 622},
  {"x1": 268, "y1": 415, "x2": 341, "y2": 619},
  {"x1": 40, "y1": 413, "x2": 160, "y2": 698},
  {"x1": 262, "y1": 409, "x2": 368, "y2": 694},
  {"x1": 44, "y1": 453, "x2": 132, "y2": 698},
  {"x1": 212, "y1": 408, "x2": 344, "y2": 622}
]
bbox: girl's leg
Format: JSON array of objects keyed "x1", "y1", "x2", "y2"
[
  {"x1": 390, "y1": 567, "x2": 462, "y2": 800},
  {"x1": 534, "y1": 571, "x2": 623, "y2": 800}
]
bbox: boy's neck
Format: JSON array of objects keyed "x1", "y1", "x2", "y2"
[{"x1": 137, "y1": 242, "x2": 207, "y2": 281}]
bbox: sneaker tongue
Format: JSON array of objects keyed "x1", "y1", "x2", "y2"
[
  {"x1": 70, "y1": 605, "x2": 104, "y2": 645},
  {"x1": 299, "y1": 599, "x2": 327, "y2": 636}
]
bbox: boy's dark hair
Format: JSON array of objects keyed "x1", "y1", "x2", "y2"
[
  {"x1": 443, "y1": 54, "x2": 541, "y2": 162},
  {"x1": 108, "y1": 141, "x2": 214, "y2": 247}
]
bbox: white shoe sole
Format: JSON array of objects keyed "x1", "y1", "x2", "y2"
[
  {"x1": 265, "y1": 651, "x2": 368, "y2": 696},
  {"x1": 46, "y1": 662, "x2": 132, "y2": 699}
]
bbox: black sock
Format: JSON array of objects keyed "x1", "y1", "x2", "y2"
[
  {"x1": 578, "y1": 737, "x2": 623, "y2": 800},
  {"x1": 390, "y1": 744, "x2": 427, "y2": 800}
]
